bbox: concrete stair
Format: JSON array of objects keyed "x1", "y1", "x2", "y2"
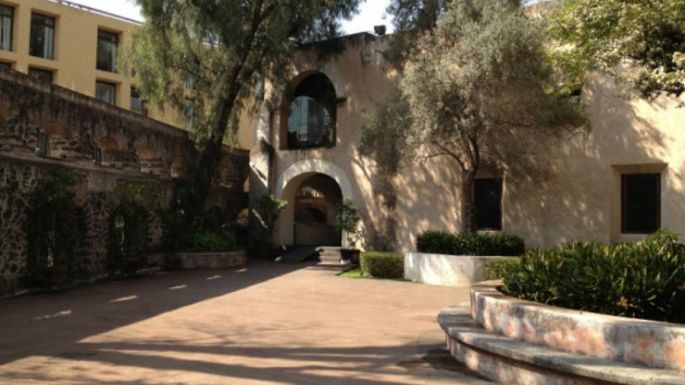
[
  {"x1": 276, "y1": 246, "x2": 351, "y2": 265},
  {"x1": 316, "y1": 246, "x2": 349, "y2": 265}
]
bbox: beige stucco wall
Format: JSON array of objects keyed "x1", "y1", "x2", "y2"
[
  {"x1": 252, "y1": 32, "x2": 685, "y2": 252},
  {"x1": 0, "y1": 0, "x2": 254, "y2": 150}
]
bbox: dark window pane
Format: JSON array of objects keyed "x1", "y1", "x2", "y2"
[
  {"x1": 0, "y1": 5, "x2": 13, "y2": 51},
  {"x1": 96, "y1": 30, "x2": 118, "y2": 72},
  {"x1": 96, "y1": 81, "x2": 116, "y2": 105},
  {"x1": 36, "y1": 132, "x2": 50, "y2": 157},
  {"x1": 622, "y1": 174, "x2": 661, "y2": 234},
  {"x1": 0, "y1": 61, "x2": 10, "y2": 70},
  {"x1": 286, "y1": 73, "x2": 336, "y2": 149},
  {"x1": 184, "y1": 99, "x2": 195, "y2": 130},
  {"x1": 29, "y1": 14, "x2": 55, "y2": 59},
  {"x1": 130, "y1": 88, "x2": 146, "y2": 116},
  {"x1": 28, "y1": 67, "x2": 53, "y2": 83},
  {"x1": 185, "y1": 75, "x2": 196, "y2": 90},
  {"x1": 475, "y1": 178, "x2": 503, "y2": 231}
]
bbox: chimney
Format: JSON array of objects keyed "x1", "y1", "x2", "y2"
[{"x1": 374, "y1": 25, "x2": 387, "y2": 36}]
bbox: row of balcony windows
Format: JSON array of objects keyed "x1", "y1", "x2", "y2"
[{"x1": 0, "y1": 4, "x2": 118, "y2": 72}]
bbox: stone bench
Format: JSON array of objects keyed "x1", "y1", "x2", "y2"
[{"x1": 439, "y1": 305, "x2": 685, "y2": 385}]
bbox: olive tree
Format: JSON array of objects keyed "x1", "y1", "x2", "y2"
[{"x1": 364, "y1": 0, "x2": 583, "y2": 233}]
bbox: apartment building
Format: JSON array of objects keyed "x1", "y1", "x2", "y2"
[{"x1": 0, "y1": 0, "x2": 256, "y2": 149}]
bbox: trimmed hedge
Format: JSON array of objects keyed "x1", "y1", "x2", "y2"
[
  {"x1": 501, "y1": 230, "x2": 685, "y2": 323},
  {"x1": 416, "y1": 230, "x2": 525, "y2": 256},
  {"x1": 360, "y1": 252, "x2": 404, "y2": 279},
  {"x1": 484, "y1": 258, "x2": 520, "y2": 280}
]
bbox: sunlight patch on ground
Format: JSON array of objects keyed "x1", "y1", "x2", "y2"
[
  {"x1": 110, "y1": 295, "x2": 138, "y2": 303},
  {"x1": 35, "y1": 310, "x2": 72, "y2": 321}
]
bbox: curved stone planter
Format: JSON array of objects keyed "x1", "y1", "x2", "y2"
[
  {"x1": 404, "y1": 253, "x2": 513, "y2": 288},
  {"x1": 470, "y1": 281, "x2": 685, "y2": 372}
]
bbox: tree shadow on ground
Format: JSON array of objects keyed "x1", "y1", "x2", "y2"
[{"x1": 0, "y1": 261, "x2": 301, "y2": 366}]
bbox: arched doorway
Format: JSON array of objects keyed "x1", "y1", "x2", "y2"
[
  {"x1": 275, "y1": 160, "x2": 354, "y2": 246},
  {"x1": 292, "y1": 174, "x2": 342, "y2": 246}
]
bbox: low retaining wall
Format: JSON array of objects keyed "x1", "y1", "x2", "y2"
[
  {"x1": 471, "y1": 281, "x2": 685, "y2": 372},
  {"x1": 152, "y1": 251, "x2": 247, "y2": 270},
  {"x1": 404, "y1": 253, "x2": 511, "y2": 287}
]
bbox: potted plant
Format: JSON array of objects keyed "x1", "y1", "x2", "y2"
[
  {"x1": 336, "y1": 199, "x2": 362, "y2": 263},
  {"x1": 250, "y1": 194, "x2": 287, "y2": 259}
]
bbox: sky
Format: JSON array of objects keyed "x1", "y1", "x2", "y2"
[{"x1": 66, "y1": 0, "x2": 395, "y2": 35}]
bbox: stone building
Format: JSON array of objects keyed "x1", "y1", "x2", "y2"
[
  {"x1": 0, "y1": 67, "x2": 248, "y2": 296},
  {"x1": 249, "y1": 32, "x2": 685, "y2": 252}
]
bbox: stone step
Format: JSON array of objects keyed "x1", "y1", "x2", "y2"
[
  {"x1": 317, "y1": 255, "x2": 351, "y2": 265},
  {"x1": 438, "y1": 305, "x2": 685, "y2": 385}
]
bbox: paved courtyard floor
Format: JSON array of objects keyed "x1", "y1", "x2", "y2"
[{"x1": 0, "y1": 262, "x2": 493, "y2": 385}]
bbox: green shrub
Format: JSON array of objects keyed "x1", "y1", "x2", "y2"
[
  {"x1": 502, "y1": 230, "x2": 685, "y2": 323},
  {"x1": 360, "y1": 252, "x2": 404, "y2": 279},
  {"x1": 484, "y1": 258, "x2": 520, "y2": 280},
  {"x1": 416, "y1": 230, "x2": 525, "y2": 256},
  {"x1": 189, "y1": 231, "x2": 236, "y2": 252}
]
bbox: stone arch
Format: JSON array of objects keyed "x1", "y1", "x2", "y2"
[
  {"x1": 276, "y1": 159, "x2": 353, "y2": 200},
  {"x1": 275, "y1": 159, "x2": 353, "y2": 246}
]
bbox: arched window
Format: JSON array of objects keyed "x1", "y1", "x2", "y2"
[{"x1": 286, "y1": 73, "x2": 336, "y2": 149}]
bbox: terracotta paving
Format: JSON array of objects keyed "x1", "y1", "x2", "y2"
[{"x1": 0, "y1": 262, "x2": 493, "y2": 384}]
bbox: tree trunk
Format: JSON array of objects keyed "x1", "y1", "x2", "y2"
[
  {"x1": 187, "y1": 1, "x2": 270, "y2": 222},
  {"x1": 191, "y1": 138, "x2": 224, "y2": 219},
  {"x1": 460, "y1": 170, "x2": 477, "y2": 233}
]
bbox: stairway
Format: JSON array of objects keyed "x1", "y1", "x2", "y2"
[
  {"x1": 276, "y1": 246, "x2": 351, "y2": 265},
  {"x1": 316, "y1": 246, "x2": 348, "y2": 265}
]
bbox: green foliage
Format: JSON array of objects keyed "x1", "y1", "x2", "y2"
[
  {"x1": 359, "y1": 91, "x2": 413, "y2": 174},
  {"x1": 336, "y1": 199, "x2": 361, "y2": 247},
  {"x1": 108, "y1": 181, "x2": 161, "y2": 271},
  {"x1": 360, "y1": 252, "x2": 404, "y2": 279},
  {"x1": 484, "y1": 257, "x2": 521, "y2": 280},
  {"x1": 256, "y1": 194, "x2": 288, "y2": 235},
  {"x1": 24, "y1": 167, "x2": 83, "y2": 288},
  {"x1": 188, "y1": 231, "x2": 236, "y2": 252},
  {"x1": 416, "y1": 230, "x2": 525, "y2": 256},
  {"x1": 366, "y1": 0, "x2": 584, "y2": 232},
  {"x1": 549, "y1": 0, "x2": 685, "y2": 97},
  {"x1": 129, "y1": 0, "x2": 361, "y2": 142},
  {"x1": 158, "y1": 183, "x2": 240, "y2": 253},
  {"x1": 129, "y1": 0, "x2": 361, "y2": 219},
  {"x1": 383, "y1": 0, "x2": 446, "y2": 65},
  {"x1": 501, "y1": 230, "x2": 685, "y2": 323},
  {"x1": 248, "y1": 194, "x2": 287, "y2": 252}
]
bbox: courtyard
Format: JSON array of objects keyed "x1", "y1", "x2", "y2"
[{"x1": 0, "y1": 263, "x2": 492, "y2": 385}]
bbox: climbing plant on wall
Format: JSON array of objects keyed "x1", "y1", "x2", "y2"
[
  {"x1": 108, "y1": 181, "x2": 160, "y2": 272},
  {"x1": 24, "y1": 167, "x2": 84, "y2": 288}
]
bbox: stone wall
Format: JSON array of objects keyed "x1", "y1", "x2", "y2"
[{"x1": 0, "y1": 69, "x2": 249, "y2": 296}]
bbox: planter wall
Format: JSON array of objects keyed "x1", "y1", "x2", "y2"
[
  {"x1": 404, "y1": 252, "x2": 512, "y2": 288},
  {"x1": 470, "y1": 281, "x2": 685, "y2": 372},
  {"x1": 150, "y1": 251, "x2": 247, "y2": 270}
]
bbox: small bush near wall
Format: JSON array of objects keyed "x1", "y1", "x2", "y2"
[
  {"x1": 416, "y1": 231, "x2": 525, "y2": 256},
  {"x1": 502, "y1": 230, "x2": 685, "y2": 323},
  {"x1": 189, "y1": 231, "x2": 236, "y2": 252},
  {"x1": 484, "y1": 258, "x2": 520, "y2": 280},
  {"x1": 360, "y1": 252, "x2": 404, "y2": 279}
]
